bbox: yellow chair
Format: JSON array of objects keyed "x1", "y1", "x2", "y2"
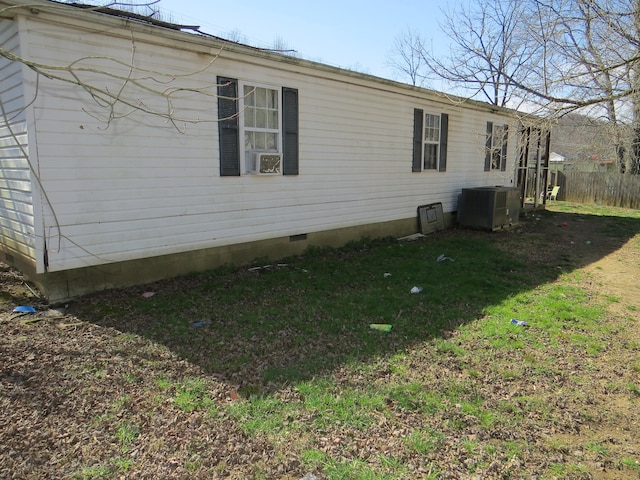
[{"x1": 546, "y1": 186, "x2": 560, "y2": 200}]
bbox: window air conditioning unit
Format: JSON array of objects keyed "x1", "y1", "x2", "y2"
[
  {"x1": 255, "y1": 153, "x2": 281, "y2": 175},
  {"x1": 417, "y1": 202, "x2": 445, "y2": 235},
  {"x1": 457, "y1": 186, "x2": 520, "y2": 231}
]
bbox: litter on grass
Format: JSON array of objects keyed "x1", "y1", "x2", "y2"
[
  {"x1": 383, "y1": 272, "x2": 392, "y2": 277},
  {"x1": 437, "y1": 254, "x2": 454, "y2": 262},
  {"x1": 248, "y1": 263, "x2": 290, "y2": 272},
  {"x1": 13, "y1": 305, "x2": 36, "y2": 313},
  {"x1": 398, "y1": 233, "x2": 424, "y2": 241},
  {"x1": 192, "y1": 320, "x2": 211, "y2": 327},
  {"x1": 369, "y1": 323, "x2": 392, "y2": 332},
  {"x1": 410, "y1": 286, "x2": 423, "y2": 294},
  {"x1": 510, "y1": 318, "x2": 528, "y2": 326}
]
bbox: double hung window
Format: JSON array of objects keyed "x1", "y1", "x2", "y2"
[
  {"x1": 412, "y1": 109, "x2": 448, "y2": 172},
  {"x1": 217, "y1": 76, "x2": 298, "y2": 176},
  {"x1": 422, "y1": 113, "x2": 441, "y2": 170},
  {"x1": 485, "y1": 122, "x2": 509, "y2": 171},
  {"x1": 243, "y1": 85, "x2": 280, "y2": 173}
]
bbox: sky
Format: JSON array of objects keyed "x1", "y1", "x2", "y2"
[{"x1": 146, "y1": 0, "x2": 452, "y2": 83}]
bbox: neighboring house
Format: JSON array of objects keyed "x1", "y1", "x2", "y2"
[
  {"x1": 547, "y1": 151, "x2": 566, "y2": 188},
  {"x1": 559, "y1": 153, "x2": 615, "y2": 173},
  {"x1": 0, "y1": 0, "x2": 526, "y2": 301},
  {"x1": 580, "y1": 154, "x2": 615, "y2": 173},
  {"x1": 549, "y1": 152, "x2": 566, "y2": 171}
]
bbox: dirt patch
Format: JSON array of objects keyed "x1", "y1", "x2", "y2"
[{"x1": 500, "y1": 208, "x2": 640, "y2": 479}]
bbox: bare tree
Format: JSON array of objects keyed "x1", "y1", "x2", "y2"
[
  {"x1": 418, "y1": 0, "x2": 540, "y2": 107},
  {"x1": 225, "y1": 29, "x2": 249, "y2": 44},
  {"x1": 386, "y1": 28, "x2": 428, "y2": 86},
  {"x1": 528, "y1": 0, "x2": 637, "y2": 173},
  {"x1": 630, "y1": 0, "x2": 640, "y2": 174},
  {"x1": 269, "y1": 35, "x2": 297, "y2": 55},
  {"x1": 0, "y1": 1, "x2": 236, "y2": 260},
  {"x1": 0, "y1": 2, "x2": 229, "y2": 130},
  {"x1": 401, "y1": 0, "x2": 640, "y2": 173}
]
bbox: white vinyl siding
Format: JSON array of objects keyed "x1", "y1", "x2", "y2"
[
  {"x1": 6, "y1": 12, "x2": 517, "y2": 273},
  {"x1": 0, "y1": 19, "x2": 35, "y2": 263}
]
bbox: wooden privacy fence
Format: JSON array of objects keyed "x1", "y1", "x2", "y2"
[{"x1": 558, "y1": 172, "x2": 640, "y2": 209}]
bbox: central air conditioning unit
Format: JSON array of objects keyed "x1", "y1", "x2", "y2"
[
  {"x1": 457, "y1": 186, "x2": 520, "y2": 231},
  {"x1": 255, "y1": 153, "x2": 281, "y2": 175}
]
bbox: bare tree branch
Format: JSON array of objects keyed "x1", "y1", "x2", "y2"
[
  {"x1": 385, "y1": 28, "x2": 428, "y2": 86},
  {"x1": 387, "y1": 0, "x2": 640, "y2": 172}
]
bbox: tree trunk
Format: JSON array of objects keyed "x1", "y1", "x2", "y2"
[
  {"x1": 631, "y1": 127, "x2": 640, "y2": 174},
  {"x1": 605, "y1": 99, "x2": 627, "y2": 174},
  {"x1": 617, "y1": 144, "x2": 627, "y2": 174},
  {"x1": 631, "y1": 0, "x2": 640, "y2": 174}
]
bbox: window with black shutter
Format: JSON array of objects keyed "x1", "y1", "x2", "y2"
[
  {"x1": 217, "y1": 76, "x2": 240, "y2": 176},
  {"x1": 217, "y1": 78, "x2": 299, "y2": 176},
  {"x1": 412, "y1": 109, "x2": 448, "y2": 172},
  {"x1": 282, "y1": 87, "x2": 299, "y2": 175}
]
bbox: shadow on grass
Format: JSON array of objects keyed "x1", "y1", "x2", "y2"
[{"x1": 69, "y1": 206, "x2": 640, "y2": 396}]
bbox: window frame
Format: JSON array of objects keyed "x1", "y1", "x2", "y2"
[
  {"x1": 485, "y1": 121, "x2": 509, "y2": 172},
  {"x1": 239, "y1": 81, "x2": 283, "y2": 174},
  {"x1": 412, "y1": 109, "x2": 448, "y2": 173},
  {"x1": 422, "y1": 112, "x2": 441, "y2": 170},
  {"x1": 217, "y1": 77, "x2": 298, "y2": 177}
]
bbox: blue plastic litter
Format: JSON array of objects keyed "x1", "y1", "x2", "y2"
[
  {"x1": 192, "y1": 320, "x2": 211, "y2": 327},
  {"x1": 510, "y1": 318, "x2": 528, "y2": 326},
  {"x1": 13, "y1": 305, "x2": 36, "y2": 313}
]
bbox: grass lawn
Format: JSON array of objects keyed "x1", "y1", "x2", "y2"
[{"x1": 1, "y1": 202, "x2": 640, "y2": 479}]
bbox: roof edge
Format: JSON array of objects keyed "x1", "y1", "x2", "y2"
[{"x1": 1, "y1": 0, "x2": 521, "y2": 116}]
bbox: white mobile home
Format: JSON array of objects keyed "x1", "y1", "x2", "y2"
[{"x1": 0, "y1": 0, "x2": 544, "y2": 301}]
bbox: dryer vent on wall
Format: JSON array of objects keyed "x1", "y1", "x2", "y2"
[{"x1": 457, "y1": 187, "x2": 520, "y2": 231}]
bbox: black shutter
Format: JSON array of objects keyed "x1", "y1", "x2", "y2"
[
  {"x1": 217, "y1": 76, "x2": 240, "y2": 176},
  {"x1": 500, "y1": 124, "x2": 509, "y2": 171},
  {"x1": 438, "y1": 113, "x2": 448, "y2": 172},
  {"x1": 484, "y1": 121, "x2": 493, "y2": 172},
  {"x1": 412, "y1": 109, "x2": 423, "y2": 172},
  {"x1": 282, "y1": 87, "x2": 299, "y2": 175}
]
